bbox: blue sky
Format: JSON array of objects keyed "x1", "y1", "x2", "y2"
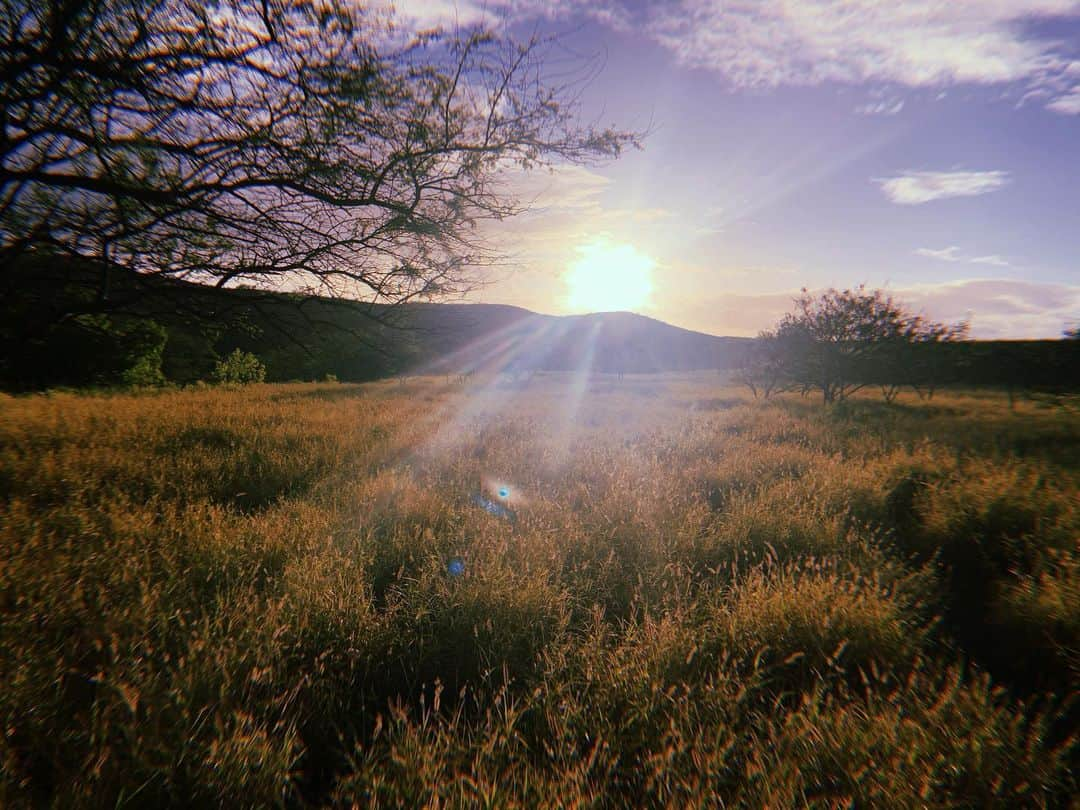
[{"x1": 393, "y1": 1, "x2": 1080, "y2": 337}]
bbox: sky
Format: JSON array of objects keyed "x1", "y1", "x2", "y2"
[{"x1": 392, "y1": 0, "x2": 1080, "y2": 338}]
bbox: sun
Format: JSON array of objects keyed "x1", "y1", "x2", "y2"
[{"x1": 564, "y1": 239, "x2": 655, "y2": 313}]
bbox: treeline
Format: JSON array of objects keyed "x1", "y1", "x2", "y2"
[
  {"x1": 736, "y1": 287, "x2": 1079, "y2": 404},
  {"x1": 1, "y1": 255, "x2": 422, "y2": 390}
]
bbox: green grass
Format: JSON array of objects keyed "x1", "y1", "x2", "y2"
[{"x1": 1, "y1": 376, "x2": 1076, "y2": 807}]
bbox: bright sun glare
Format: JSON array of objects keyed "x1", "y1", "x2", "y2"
[{"x1": 565, "y1": 239, "x2": 655, "y2": 313}]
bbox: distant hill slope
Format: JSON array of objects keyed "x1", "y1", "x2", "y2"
[
  {"x1": 398, "y1": 304, "x2": 750, "y2": 375},
  {"x1": 1, "y1": 255, "x2": 749, "y2": 387}
]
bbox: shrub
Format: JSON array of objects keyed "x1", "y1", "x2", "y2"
[
  {"x1": 212, "y1": 349, "x2": 266, "y2": 384},
  {"x1": 122, "y1": 353, "x2": 167, "y2": 387}
]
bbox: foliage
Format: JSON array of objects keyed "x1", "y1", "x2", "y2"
[
  {"x1": 742, "y1": 286, "x2": 968, "y2": 404},
  {"x1": 120, "y1": 321, "x2": 169, "y2": 387},
  {"x1": 0, "y1": 0, "x2": 636, "y2": 330},
  {"x1": 212, "y1": 349, "x2": 267, "y2": 385},
  {"x1": 1, "y1": 377, "x2": 1076, "y2": 806},
  {"x1": 0, "y1": 312, "x2": 167, "y2": 389}
]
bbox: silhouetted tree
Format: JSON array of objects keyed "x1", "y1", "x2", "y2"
[
  {"x1": 735, "y1": 331, "x2": 789, "y2": 398},
  {"x1": 761, "y1": 286, "x2": 965, "y2": 404},
  {"x1": 1, "y1": 0, "x2": 636, "y2": 322}
]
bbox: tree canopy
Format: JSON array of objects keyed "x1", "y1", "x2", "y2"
[
  {"x1": 0, "y1": 0, "x2": 637, "y2": 317},
  {"x1": 740, "y1": 286, "x2": 968, "y2": 403}
]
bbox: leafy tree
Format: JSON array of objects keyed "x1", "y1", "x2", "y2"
[
  {"x1": 119, "y1": 319, "x2": 168, "y2": 386},
  {"x1": 212, "y1": 349, "x2": 266, "y2": 384},
  {"x1": 1, "y1": 0, "x2": 636, "y2": 324},
  {"x1": 760, "y1": 286, "x2": 965, "y2": 404}
]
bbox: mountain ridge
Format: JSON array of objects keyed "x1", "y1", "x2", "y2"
[{"x1": 395, "y1": 302, "x2": 751, "y2": 376}]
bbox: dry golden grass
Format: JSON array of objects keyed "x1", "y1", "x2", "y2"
[{"x1": 1, "y1": 375, "x2": 1076, "y2": 807}]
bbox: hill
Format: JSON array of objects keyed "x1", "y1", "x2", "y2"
[
  {"x1": 0, "y1": 254, "x2": 749, "y2": 388},
  {"x1": 398, "y1": 304, "x2": 750, "y2": 376}
]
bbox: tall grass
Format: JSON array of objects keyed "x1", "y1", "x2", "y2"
[{"x1": 1, "y1": 377, "x2": 1076, "y2": 807}]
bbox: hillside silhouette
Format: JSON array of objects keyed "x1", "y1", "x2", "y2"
[
  {"x1": 1, "y1": 256, "x2": 748, "y2": 387},
  {"x1": 4, "y1": 255, "x2": 1075, "y2": 391},
  {"x1": 401, "y1": 304, "x2": 750, "y2": 376}
]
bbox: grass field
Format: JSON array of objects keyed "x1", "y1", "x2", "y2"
[{"x1": 1, "y1": 374, "x2": 1077, "y2": 807}]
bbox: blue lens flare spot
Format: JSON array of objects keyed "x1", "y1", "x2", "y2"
[
  {"x1": 498, "y1": 487, "x2": 510, "y2": 499},
  {"x1": 448, "y1": 558, "x2": 465, "y2": 577},
  {"x1": 471, "y1": 493, "x2": 516, "y2": 523}
]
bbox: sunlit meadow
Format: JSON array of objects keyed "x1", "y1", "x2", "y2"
[{"x1": 1, "y1": 375, "x2": 1076, "y2": 807}]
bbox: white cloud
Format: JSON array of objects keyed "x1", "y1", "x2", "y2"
[
  {"x1": 970, "y1": 254, "x2": 1010, "y2": 266},
  {"x1": 896, "y1": 278, "x2": 1080, "y2": 338},
  {"x1": 1046, "y1": 86, "x2": 1080, "y2": 114},
  {"x1": 877, "y1": 170, "x2": 1010, "y2": 204},
  {"x1": 916, "y1": 247, "x2": 1011, "y2": 266},
  {"x1": 643, "y1": 1, "x2": 1080, "y2": 114},
  {"x1": 389, "y1": 0, "x2": 494, "y2": 28},
  {"x1": 388, "y1": 2, "x2": 1080, "y2": 113},
  {"x1": 915, "y1": 246, "x2": 962, "y2": 262},
  {"x1": 386, "y1": 0, "x2": 628, "y2": 32}
]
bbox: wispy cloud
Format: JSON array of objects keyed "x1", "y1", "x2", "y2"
[
  {"x1": 1046, "y1": 86, "x2": 1080, "y2": 114},
  {"x1": 915, "y1": 246, "x2": 962, "y2": 262},
  {"x1": 855, "y1": 98, "x2": 905, "y2": 116},
  {"x1": 877, "y1": 170, "x2": 1010, "y2": 204},
  {"x1": 385, "y1": 0, "x2": 628, "y2": 32},
  {"x1": 916, "y1": 247, "x2": 1011, "y2": 267},
  {"x1": 970, "y1": 254, "x2": 1010, "y2": 267},
  {"x1": 387, "y1": 2, "x2": 1080, "y2": 113},
  {"x1": 642, "y1": 0, "x2": 1080, "y2": 114}
]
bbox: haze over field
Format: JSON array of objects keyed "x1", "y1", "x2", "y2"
[{"x1": 387, "y1": 0, "x2": 1080, "y2": 339}]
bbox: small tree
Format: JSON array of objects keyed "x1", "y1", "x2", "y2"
[
  {"x1": 735, "y1": 331, "x2": 790, "y2": 399},
  {"x1": 213, "y1": 350, "x2": 266, "y2": 384}
]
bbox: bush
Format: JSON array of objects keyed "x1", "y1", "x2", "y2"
[
  {"x1": 122, "y1": 354, "x2": 167, "y2": 387},
  {"x1": 212, "y1": 350, "x2": 266, "y2": 385}
]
